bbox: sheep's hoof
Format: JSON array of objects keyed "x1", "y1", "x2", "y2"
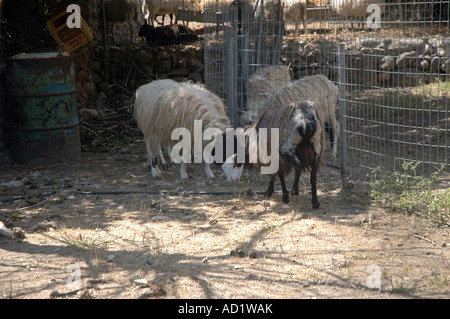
[
  {"x1": 312, "y1": 201, "x2": 320, "y2": 209},
  {"x1": 151, "y1": 167, "x2": 162, "y2": 178},
  {"x1": 291, "y1": 190, "x2": 299, "y2": 196},
  {"x1": 162, "y1": 163, "x2": 170, "y2": 170},
  {"x1": 282, "y1": 194, "x2": 290, "y2": 204}
]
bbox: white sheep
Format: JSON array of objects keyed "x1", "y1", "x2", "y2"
[
  {"x1": 284, "y1": 0, "x2": 327, "y2": 35},
  {"x1": 261, "y1": 0, "x2": 326, "y2": 35},
  {"x1": 262, "y1": 74, "x2": 340, "y2": 157},
  {"x1": 142, "y1": 0, "x2": 183, "y2": 26},
  {"x1": 134, "y1": 79, "x2": 230, "y2": 180},
  {"x1": 240, "y1": 65, "x2": 292, "y2": 126},
  {"x1": 330, "y1": 0, "x2": 385, "y2": 29}
]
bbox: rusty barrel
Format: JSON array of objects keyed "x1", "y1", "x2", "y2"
[{"x1": 6, "y1": 52, "x2": 80, "y2": 165}]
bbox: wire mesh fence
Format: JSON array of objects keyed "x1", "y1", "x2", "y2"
[{"x1": 204, "y1": 0, "x2": 449, "y2": 176}]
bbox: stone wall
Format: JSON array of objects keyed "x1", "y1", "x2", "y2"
[
  {"x1": 92, "y1": 42, "x2": 205, "y2": 102},
  {"x1": 282, "y1": 37, "x2": 450, "y2": 87}
]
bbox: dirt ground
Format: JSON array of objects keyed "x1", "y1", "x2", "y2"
[{"x1": 0, "y1": 140, "x2": 449, "y2": 299}]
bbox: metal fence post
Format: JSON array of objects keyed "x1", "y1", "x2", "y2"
[
  {"x1": 338, "y1": 43, "x2": 349, "y2": 189},
  {"x1": 227, "y1": 36, "x2": 235, "y2": 127}
]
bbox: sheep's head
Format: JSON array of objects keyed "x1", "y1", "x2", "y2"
[{"x1": 221, "y1": 154, "x2": 243, "y2": 183}]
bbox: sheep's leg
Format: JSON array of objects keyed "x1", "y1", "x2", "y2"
[
  {"x1": 157, "y1": 145, "x2": 169, "y2": 170},
  {"x1": 278, "y1": 171, "x2": 290, "y2": 204},
  {"x1": 167, "y1": 146, "x2": 173, "y2": 164},
  {"x1": 332, "y1": 121, "x2": 340, "y2": 158},
  {"x1": 292, "y1": 169, "x2": 301, "y2": 196},
  {"x1": 204, "y1": 163, "x2": 215, "y2": 180},
  {"x1": 180, "y1": 161, "x2": 189, "y2": 180},
  {"x1": 325, "y1": 122, "x2": 335, "y2": 157},
  {"x1": 325, "y1": 120, "x2": 339, "y2": 158},
  {"x1": 281, "y1": 148, "x2": 302, "y2": 196},
  {"x1": 145, "y1": 138, "x2": 161, "y2": 178},
  {"x1": 155, "y1": 15, "x2": 165, "y2": 25},
  {"x1": 265, "y1": 175, "x2": 275, "y2": 198},
  {"x1": 310, "y1": 159, "x2": 319, "y2": 209}
]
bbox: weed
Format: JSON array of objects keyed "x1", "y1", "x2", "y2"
[
  {"x1": 430, "y1": 270, "x2": 449, "y2": 290},
  {"x1": 390, "y1": 277, "x2": 412, "y2": 294},
  {"x1": 265, "y1": 223, "x2": 279, "y2": 232},
  {"x1": 368, "y1": 161, "x2": 449, "y2": 223},
  {"x1": 61, "y1": 232, "x2": 113, "y2": 249}
]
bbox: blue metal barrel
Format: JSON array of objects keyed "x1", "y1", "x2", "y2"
[{"x1": 6, "y1": 52, "x2": 81, "y2": 165}]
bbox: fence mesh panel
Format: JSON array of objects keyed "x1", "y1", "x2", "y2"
[{"x1": 204, "y1": 0, "x2": 449, "y2": 176}]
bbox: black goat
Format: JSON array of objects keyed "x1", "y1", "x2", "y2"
[{"x1": 138, "y1": 23, "x2": 198, "y2": 45}]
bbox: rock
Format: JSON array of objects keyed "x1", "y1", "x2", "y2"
[
  {"x1": 387, "y1": 38, "x2": 425, "y2": 55},
  {"x1": 133, "y1": 278, "x2": 149, "y2": 287},
  {"x1": 180, "y1": 46, "x2": 196, "y2": 57},
  {"x1": 380, "y1": 56, "x2": 395, "y2": 71},
  {"x1": 392, "y1": 68, "x2": 427, "y2": 87},
  {"x1": 91, "y1": 61, "x2": 102, "y2": 73},
  {"x1": 188, "y1": 73, "x2": 203, "y2": 83},
  {"x1": 187, "y1": 58, "x2": 204, "y2": 73},
  {"x1": 378, "y1": 72, "x2": 391, "y2": 82},
  {"x1": 359, "y1": 38, "x2": 384, "y2": 49},
  {"x1": 136, "y1": 66, "x2": 154, "y2": 80},
  {"x1": 130, "y1": 274, "x2": 141, "y2": 282},
  {"x1": 135, "y1": 50, "x2": 153, "y2": 66},
  {"x1": 12, "y1": 227, "x2": 26, "y2": 240},
  {"x1": 166, "y1": 68, "x2": 190, "y2": 78},
  {"x1": 396, "y1": 51, "x2": 417, "y2": 69},
  {"x1": 154, "y1": 60, "x2": 171, "y2": 73},
  {"x1": 416, "y1": 59, "x2": 430, "y2": 71},
  {"x1": 175, "y1": 57, "x2": 189, "y2": 68},
  {"x1": 430, "y1": 56, "x2": 443, "y2": 72},
  {"x1": 98, "y1": 82, "x2": 114, "y2": 96},
  {"x1": 154, "y1": 50, "x2": 171, "y2": 61},
  {"x1": 93, "y1": 73, "x2": 103, "y2": 85},
  {"x1": 79, "y1": 108, "x2": 101, "y2": 119},
  {"x1": 106, "y1": 255, "x2": 115, "y2": 262},
  {"x1": 248, "y1": 251, "x2": 257, "y2": 259},
  {"x1": 2, "y1": 180, "x2": 24, "y2": 188},
  {"x1": 429, "y1": 38, "x2": 450, "y2": 58},
  {"x1": 440, "y1": 58, "x2": 450, "y2": 73},
  {"x1": 98, "y1": 92, "x2": 108, "y2": 100},
  {"x1": 236, "y1": 248, "x2": 245, "y2": 258},
  {"x1": 32, "y1": 220, "x2": 58, "y2": 232}
]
